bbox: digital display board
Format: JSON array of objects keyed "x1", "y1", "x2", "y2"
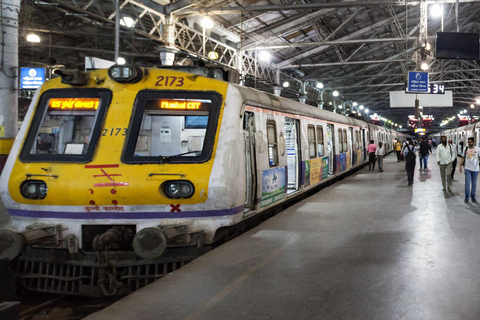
[
  {"x1": 145, "y1": 99, "x2": 210, "y2": 112},
  {"x1": 48, "y1": 98, "x2": 100, "y2": 111}
]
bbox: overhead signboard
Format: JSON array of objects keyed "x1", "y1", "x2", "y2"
[
  {"x1": 405, "y1": 83, "x2": 445, "y2": 94},
  {"x1": 415, "y1": 128, "x2": 426, "y2": 133},
  {"x1": 20, "y1": 68, "x2": 45, "y2": 89},
  {"x1": 407, "y1": 71, "x2": 429, "y2": 93},
  {"x1": 390, "y1": 90, "x2": 453, "y2": 108}
]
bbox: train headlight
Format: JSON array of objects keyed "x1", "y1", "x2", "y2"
[
  {"x1": 163, "y1": 181, "x2": 195, "y2": 199},
  {"x1": 20, "y1": 180, "x2": 48, "y2": 200},
  {"x1": 108, "y1": 65, "x2": 143, "y2": 83}
]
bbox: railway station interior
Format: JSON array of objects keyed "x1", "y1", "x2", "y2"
[{"x1": 1, "y1": 0, "x2": 480, "y2": 319}]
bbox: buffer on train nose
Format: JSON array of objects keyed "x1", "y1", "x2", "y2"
[{"x1": 108, "y1": 64, "x2": 143, "y2": 83}]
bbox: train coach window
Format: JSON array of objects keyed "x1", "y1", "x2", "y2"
[
  {"x1": 308, "y1": 125, "x2": 317, "y2": 159},
  {"x1": 20, "y1": 89, "x2": 111, "y2": 162},
  {"x1": 338, "y1": 129, "x2": 343, "y2": 153},
  {"x1": 343, "y1": 129, "x2": 348, "y2": 153},
  {"x1": 267, "y1": 121, "x2": 279, "y2": 167},
  {"x1": 316, "y1": 126, "x2": 324, "y2": 156},
  {"x1": 123, "y1": 91, "x2": 222, "y2": 163}
]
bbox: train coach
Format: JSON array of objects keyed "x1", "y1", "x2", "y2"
[
  {"x1": 0, "y1": 65, "x2": 406, "y2": 296},
  {"x1": 430, "y1": 122, "x2": 480, "y2": 150}
]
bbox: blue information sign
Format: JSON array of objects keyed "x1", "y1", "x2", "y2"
[
  {"x1": 407, "y1": 71, "x2": 429, "y2": 93},
  {"x1": 20, "y1": 68, "x2": 45, "y2": 89}
]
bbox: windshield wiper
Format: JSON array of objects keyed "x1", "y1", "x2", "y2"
[{"x1": 161, "y1": 151, "x2": 200, "y2": 160}]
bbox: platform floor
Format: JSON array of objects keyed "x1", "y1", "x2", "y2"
[{"x1": 74, "y1": 154, "x2": 480, "y2": 319}]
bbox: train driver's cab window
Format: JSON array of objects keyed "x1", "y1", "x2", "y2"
[
  {"x1": 308, "y1": 125, "x2": 317, "y2": 159},
  {"x1": 267, "y1": 121, "x2": 279, "y2": 167},
  {"x1": 20, "y1": 89, "x2": 111, "y2": 162},
  {"x1": 317, "y1": 126, "x2": 324, "y2": 156},
  {"x1": 123, "y1": 91, "x2": 221, "y2": 163}
]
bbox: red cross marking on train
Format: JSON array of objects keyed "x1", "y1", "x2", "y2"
[
  {"x1": 170, "y1": 204, "x2": 181, "y2": 213},
  {"x1": 84, "y1": 164, "x2": 129, "y2": 188}
]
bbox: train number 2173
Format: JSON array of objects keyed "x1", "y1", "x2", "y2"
[
  {"x1": 155, "y1": 76, "x2": 185, "y2": 87},
  {"x1": 102, "y1": 128, "x2": 127, "y2": 136}
]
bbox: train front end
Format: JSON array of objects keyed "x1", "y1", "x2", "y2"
[{"x1": 0, "y1": 66, "x2": 243, "y2": 296}]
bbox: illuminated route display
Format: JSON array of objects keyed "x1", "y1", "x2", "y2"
[
  {"x1": 146, "y1": 99, "x2": 211, "y2": 112},
  {"x1": 48, "y1": 98, "x2": 100, "y2": 111}
]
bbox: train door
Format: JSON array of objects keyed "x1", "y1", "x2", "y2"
[
  {"x1": 243, "y1": 112, "x2": 257, "y2": 212},
  {"x1": 285, "y1": 118, "x2": 301, "y2": 193},
  {"x1": 327, "y1": 124, "x2": 334, "y2": 174},
  {"x1": 362, "y1": 129, "x2": 367, "y2": 161},
  {"x1": 348, "y1": 127, "x2": 354, "y2": 166}
]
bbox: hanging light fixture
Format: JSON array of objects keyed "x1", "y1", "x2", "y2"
[
  {"x1": 201, "y1": 16, "x2": 214, "y2": 29},
  {"x1": 26, "y1": 33, "x2": 41, "y2": 43},
  {"x1": 120, "y1": 16, "x2": 136, "y2": 28},
  {"x1": 207, "y1": 51, "x2": 219, "y2": 60}
]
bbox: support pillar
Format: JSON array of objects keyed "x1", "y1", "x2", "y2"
[
  {"x1": 0, "y1": 0, "x2": 20, "y2": 170},
  {"x1": 158, "y1": 15, "x2": 178, "y2": 66}
]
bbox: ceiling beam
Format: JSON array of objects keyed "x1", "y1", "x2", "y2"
[{"x1": 178, "y1": 0, "x2": 480, "y2": 14}]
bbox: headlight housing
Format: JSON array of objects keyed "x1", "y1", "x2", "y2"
[
  {"x1": 20, "y1": 180, "x2": 48, "y2": 200},
  {"x1": 162, "y1": 181, "x2": 195, "y2": 199},
  {"x1": 108, "y1": 65, "x2": 143, "y2": 83}
]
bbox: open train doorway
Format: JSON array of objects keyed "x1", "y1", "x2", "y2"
[
  {"x1": 243, "y1": 112, "x2": 257, "y2": 213},
  {"x1": 362, "y1": 129, "x2": 367, "y2": 161},
  {"x1": 285, "y1": 118, "x2": 300, "y2": 193},
  {"x1": 327, "y1": 124, "x2": 334, "y2": 175}
]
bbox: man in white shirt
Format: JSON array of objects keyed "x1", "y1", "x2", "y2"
[
  {"x1": 459, "y1": 137, "x2": 480, "y2": 203},
  {"x1": 437, "y1": 135, "x2": 455, "y2": 192}
]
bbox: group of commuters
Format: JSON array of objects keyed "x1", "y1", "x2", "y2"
[
  {"x1": 437, "y1": 135, "x2": 480, "y2": 203},
  {"x1": 366, "y1": 140, "x2": 385, "y2": 172},
  {"x1": 381, "y1": 135, "x2": 480, "y2": 203}
]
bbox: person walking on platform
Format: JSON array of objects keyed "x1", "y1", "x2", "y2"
[
  {"x1": 394, "y1": 139, "x2": 402, "y2": 162},
  {"x1": 404, "y1": 141, "x2": 419, "y2": 185},
  {"x1": 449, "y1": 139, "x2": 458, "y2": 180},
  {"x1": 402, "y1": 138, "x2": 411, "y2": 169},
  {"x1": 376, "y1": 142, "x2": 385, "y2": 172},
  {"x1": 459, "y1": 137, "x2": 480, "y2": 203},
  {"x1": 367, "y1": 140, "x2": 377, "y2": 171},
  {"x1": 419, "y1": 137, "x2": 432, "y2": 171},
  {"x1": 437, "y1": 135, "x2": 455, "y2": 192}
]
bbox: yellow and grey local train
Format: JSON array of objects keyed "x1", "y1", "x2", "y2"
[{"x1": 0, "y1": 65, "x2": 406, "y2": 296}]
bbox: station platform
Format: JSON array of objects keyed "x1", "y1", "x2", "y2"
[
  {"x1": 61, "y1": 155, "x2": 480, "y2": 319},
  {"x1": 84, "y1": 153, "x2": 480, "y2": 320}
]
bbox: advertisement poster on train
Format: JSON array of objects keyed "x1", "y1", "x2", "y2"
[
  {"x1": 322, "y1": 157, "x2": 328, "y2": 180},
  {"x1": 356, "y1": 150, "x2": 362, "y2": 166},
  {"x1": 308, "y1": 158, "x2": 322, "y2": 185},
  {"x1": 261, "y1": 167, "x2": 286, "y2": 208},
  {"x1": 338, "y1": 153, "x2": 347, "y2": 172}
]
